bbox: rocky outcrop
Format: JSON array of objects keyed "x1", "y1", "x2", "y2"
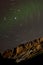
[{"x1": 1, "y1": 37, "x2": 43, "y2": 63}]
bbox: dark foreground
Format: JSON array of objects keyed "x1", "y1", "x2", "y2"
[{"x1": 0, "y1": 53, "x2": 43, "y2": 65}]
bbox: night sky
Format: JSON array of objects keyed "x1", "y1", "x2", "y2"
[{"x1": 0, "y1": 0, "x2": 43, "y2": 52}]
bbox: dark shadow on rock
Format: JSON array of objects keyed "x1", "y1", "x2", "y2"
[
  {"x1": 0, "y1": 53, "x2": 17, "y2": 65},
  {"x1": 18, "y1": 53, "x2": 43, "y2": 65},
  {"x1": 0, "y1": 53, "x2": 43, "y2": 65}
]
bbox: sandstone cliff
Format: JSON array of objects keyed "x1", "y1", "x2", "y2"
[{"x1": 1, "y1": 37, "x2": 43, "y2": 63}]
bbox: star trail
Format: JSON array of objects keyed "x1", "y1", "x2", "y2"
[{"x1": 0, "y1": 0, "x2": 43, "y2": 52}]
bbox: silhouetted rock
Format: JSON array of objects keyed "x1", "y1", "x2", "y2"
[
  {"x1": 0, "y1": 58, "x2": 17, "y2": 65},
  {"x1": 18, "y1": 53, "x2": 43, "y2": 65},
  {"x1": 0, "y1": 53, "x2": 43, "y2": 65},
  {"x1": 0, "y1": 37, "x2": 43, "y2": 64}
]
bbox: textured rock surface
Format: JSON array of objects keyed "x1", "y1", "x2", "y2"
[{"x1": 1, "y1": 37, "x2": 43, "y2": 63}]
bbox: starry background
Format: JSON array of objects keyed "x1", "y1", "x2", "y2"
[{"x1": 0, "y1": 0, "x2": 43, "y2": 52}]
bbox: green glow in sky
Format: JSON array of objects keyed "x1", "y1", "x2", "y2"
[{"x1": 0, "y1": 2, "x2": 43, "y2": 31}]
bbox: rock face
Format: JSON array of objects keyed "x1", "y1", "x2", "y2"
[{"x1": 1, "y1": 37, "x2": 43, "y2": 63}]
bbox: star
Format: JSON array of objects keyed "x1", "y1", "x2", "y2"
[
  {"x1": 14, "y1": 17, "x2": 17, "y2": 20},
  {"x1": 17, "y1": 9, "x2": 21, "y2": 12},
  {"x1": 4, "y1": 17, "x2": 6, "y2": 21},
  {"x1": 20, "y1": 24, "x2": 22, "y2": 27}
]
